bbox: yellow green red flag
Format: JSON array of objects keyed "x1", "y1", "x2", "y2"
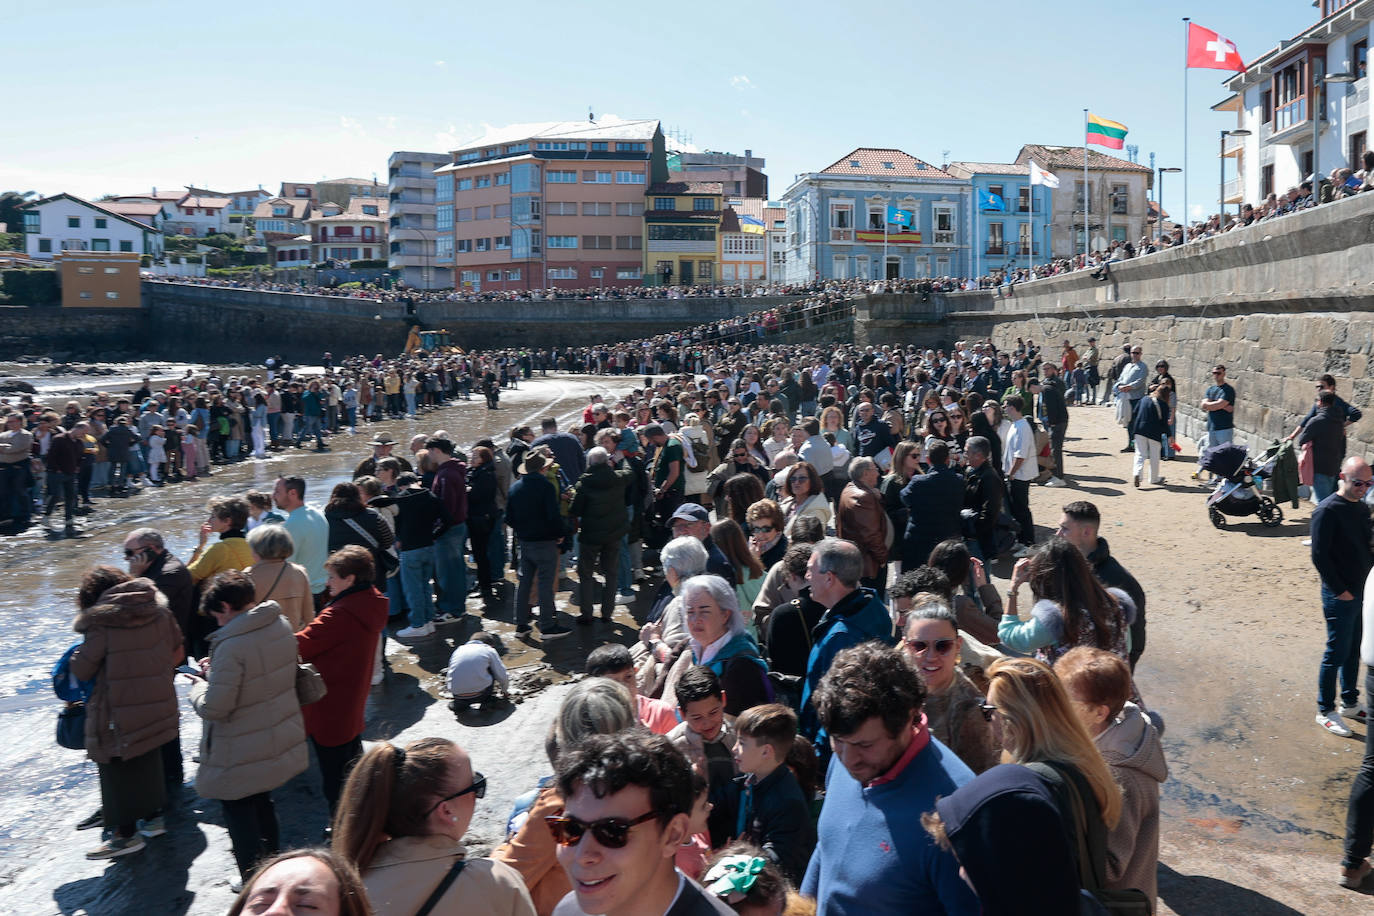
[{"x1": 1086, "y1": 114, "x2": 1128, "y2": 150}]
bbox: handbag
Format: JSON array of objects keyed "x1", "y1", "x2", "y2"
[
  {"x1": 56, "y1": 702, "x2": 86, "y2": 750},
  {"x1": 1297, "y1": 440, "x2": 1315, "y2": 488},
  {"x1": 295, "y1": 661, "x2": 328, "y2": 706},
  {"x1": 343, "y1": 515, "x2": 400, "y2": 577},
  {"x1": 415, "y1": 858, "x2": 467, "y2": 916}
]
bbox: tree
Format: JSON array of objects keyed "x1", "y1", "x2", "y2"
[{"x1": 0, "y1": 190, "x2": 38, "y2": 233}]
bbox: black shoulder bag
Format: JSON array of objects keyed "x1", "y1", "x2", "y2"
[{"x1": 415, "y1": 857, "x2": 467, "y2": 916}]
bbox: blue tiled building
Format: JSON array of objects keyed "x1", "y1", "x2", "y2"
[
  {"x1": 781, "y1": 148, "x2": 971, "y2": 282},
  {"x1": 945, "y1": 161, "x2": 1053, "y2": 277}
]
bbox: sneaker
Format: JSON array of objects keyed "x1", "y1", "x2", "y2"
[
  {"x1": 395, "y1": 622, "x2": 436, "y2": 639},
  {"x1": 1133, "y1": 474, "x2": 1140, "y2": 488},
  {"x1": 371, "y1": 667, "x2": 385, "y2": 686},
  {"x1": 1340, "y1": 703, "x2": 1369, "y2": 723},
  {"x1": 85, "y1": 833, "x2": 146, "y2": 860},
  {"x1": 76, "y1": 809, "x2": 103, "y2": 831},
  {"x1": 541, "y1": 624, "x2": 573, "y2": 641},
  {"x1": 137, "y1": 815, "x2": 166, "y2": 838},
  {"x1": 515, "y1": 624, "x2": 533, "y2": 637},
  {"x1": 1317, "y1": 711, "x2": 1354, "y2": 737},
  {"x1": 1044, "y1": 476, "x2": 1067, "y2": 488},
  {"x1": 615, "y1": 592, "x2": 635, "y2": 605},
  {"x1": 1302, "y1": 538, "x2": 1313, "y2": 546},
  {"x1": 432, "y1": 612, "x2": 462, "y2": 626},
  {"x1": 1340, "y1": 859, "x2": 1372, "y2": 888},
  {"x1": 228, "y1": 873, "x2": 244, "y2": 894}
]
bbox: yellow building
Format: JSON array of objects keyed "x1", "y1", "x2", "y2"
[
  {"x1": 644, "y1": 180, "x2": 723, "y2": 286},
  {"x1": 56, "y1": 250, "x2": 142, "y2": 308}
]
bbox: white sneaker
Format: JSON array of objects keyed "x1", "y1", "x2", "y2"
[
  {"x1": 1340, "y1": 703, "x2": 1369, "y2": 723},
  {"x1": 1301, "y1": 538, "x2": 1313, "y2": 546},
  {"x1": 1044, "y1": 476, "x2": 1067, "y2": 488},
  {"x1": 395, "y1": 622, "x2": 435, "y2": 639},
  {"x1": 615, "y1": 592, "x2": 634, "y2": 605},
  {"x1": 1317, "y1": 711, "x2": 1354, "y2": 737}
]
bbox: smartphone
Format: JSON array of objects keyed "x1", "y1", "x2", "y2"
[{"x1": 176, "y1": 664, "x2": 205, "y2": 678}]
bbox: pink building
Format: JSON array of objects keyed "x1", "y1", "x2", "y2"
[{"x1": 434, "y1": 118, "x2": 668, "y2": 290}]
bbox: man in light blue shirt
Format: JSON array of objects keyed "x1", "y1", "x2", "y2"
[
  {"x1": 1115, "y1": 345, "x2": 1148, "y2": 452},
  {"x1": 274, "y1": 475, "x2": 329, "y2": 606}
]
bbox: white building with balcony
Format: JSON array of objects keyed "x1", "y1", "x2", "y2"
[
  {"x1": 21, "y1": 193, "x2": 165, "y2": 261},
  {"x1": 1224, "y1": 0, "x2": 1374, "y2": 206},
  {"x1": 308, "y1": 198, "x2": 388, "y2": 264},
  {"x1": 387, "y1": 151, "x2": 450, "y2": 289}
]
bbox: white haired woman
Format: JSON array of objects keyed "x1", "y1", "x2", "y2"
[
  {"x1": 635, "y1": 535, "x2": 708, "y2": 696},
  {"x1": 661, "y1": 574, "x2": 772, "y2": 715}
]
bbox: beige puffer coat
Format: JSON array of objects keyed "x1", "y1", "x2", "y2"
[
  {"x1": 190, "y1": 600, "x2": 308, "y2": 801},
  {"x1": 69, "y1": 578, "x2": 183, "y2": 764}
]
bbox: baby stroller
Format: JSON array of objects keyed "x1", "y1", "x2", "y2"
[{"x1": 1201, "y1": 441, "x2": 1283, "y2": 529}]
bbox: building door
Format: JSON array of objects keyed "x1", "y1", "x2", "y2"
[
  {"x1": 679, "y1": 259, "x2": 693, "y2": 285},
  {"x1": 885, "y1": 256, "x2": 901, "y2": 279}
]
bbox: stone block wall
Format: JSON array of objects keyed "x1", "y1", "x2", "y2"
[{"x1": 0, "y1": 305, "x2": 148, "y2": 360}]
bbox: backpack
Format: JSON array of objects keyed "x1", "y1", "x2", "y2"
[{"x1": 52, "y1": 643, "x2": 94, "y2": 703}]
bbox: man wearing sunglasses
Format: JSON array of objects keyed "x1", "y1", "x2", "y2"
[
  {"x1": 549, "y1": 732, "x2": 733, "y2": 916},
  {"x1": 1310, "y1": 456, "x2": 1374, "y2": 738}
]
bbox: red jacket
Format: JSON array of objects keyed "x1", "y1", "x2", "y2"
[{"x1": 296, "y1": 585, "x2": 388, "y2": 746}]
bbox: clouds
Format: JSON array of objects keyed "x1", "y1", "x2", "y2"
[
  {"x1": 434, "y1": 60, "x2": 447, "y2": 69},
  {"x1": 339, "y1": 115, "x2": 365, "y2": 135},
  {"x1": 729, "y1": 74, "x2": 754, "y2": 91}
]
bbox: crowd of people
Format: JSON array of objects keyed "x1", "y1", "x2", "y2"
[{"x1": 29, "y1": 310, "x2": 1374, "y2": 912}]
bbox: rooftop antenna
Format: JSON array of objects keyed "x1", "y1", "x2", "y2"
[
  {"x1": 1125, "y1": 144, "x2": 1139, "y2": 163},
  {"x1": 941, "y1": 149, "x2": 950, "y2": 169}
]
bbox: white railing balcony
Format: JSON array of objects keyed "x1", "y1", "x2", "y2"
[
  {"x1": 830, "y1": 228, "x2": 853, "y2": 242},
  {"x1": 1224, "y1": 177, "x2": 1243, "y2": 204}
]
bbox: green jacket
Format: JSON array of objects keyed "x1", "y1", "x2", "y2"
[{"x1": 570, "y1": 462, "x2": 633, "y2": 545}]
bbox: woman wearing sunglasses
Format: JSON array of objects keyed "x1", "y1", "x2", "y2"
[
  {"x1": 901, "y1": 602, "x2": 1000, "y2": 774},
  {"x1": 333, "y1": 737, "x2": 536, "y2": 916}
]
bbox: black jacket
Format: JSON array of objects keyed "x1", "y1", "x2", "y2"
[
  {"x1": 570, "y1": 462, "x2": 633, "y2": 545},
  {"x1": 369, "y1": 488, "x2": 445, "y2": 551},
  {"x1": 730, "y1": 764, "x2": 817, "y2": 887},
  {"x1": 1038, "y1": 377, "x2": 1069, "y2": 425},
  {"x1": 325, "y1": 506, "x2": 395, "y2": 571},
  {"x1": 466, "y1": 461, "x2": 499, "y2": 520},
  {"x1": 963, "y1": 462, "x2": 1003, "y2": 543},
  {"x1": 507, "y1": 471, "x2": 564, "y2": 542},
  {"x1": 1311, "y1": 493, "x2": 1374, "y2": 597},
  {"x1": 1298, "y1": 405, "x2": 1347, "y2": 477},
  {"x1": 899, "y1": 465, "x2": 964, "y2": 569},
  {"x1": 765, "y1": 589, "x2": 826, "y2": 677}
]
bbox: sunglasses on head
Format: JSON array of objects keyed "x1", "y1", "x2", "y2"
[
  {"x1": 904, "y1": 637, "x2": 957, "y2": 655},
  {"x1": 545, "y1": 810, "x2": 658, "y2": 848}
]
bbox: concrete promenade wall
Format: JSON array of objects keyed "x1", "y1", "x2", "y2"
[
  {"x1": 0, "y1": 305, "x2": 147, "y2": 360},
  {"x1": 873, "y1": 193, "x2": 1374, "y2": 456}
]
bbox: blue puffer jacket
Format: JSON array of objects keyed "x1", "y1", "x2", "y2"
[{"x1": 798, "y1": 587, "x2": 895, "y2": 740}]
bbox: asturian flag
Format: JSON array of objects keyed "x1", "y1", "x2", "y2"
[
  {"x1": 1029, "y1": 161, "x2": 1061, "y2": 189},
  {"x1": 977, "y1": 189, "x2": 1007, "y2": 212},
  {"x1": 886, "y1": 205, "x2": 913, "y2": 226}
]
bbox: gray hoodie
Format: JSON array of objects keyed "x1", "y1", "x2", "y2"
[{"x1": 1096, "y1": 701, "x2": 1168, "y2": 905}]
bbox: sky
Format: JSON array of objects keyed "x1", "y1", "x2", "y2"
[{"x1": 3, "y1": 1, "x2": 1322, "y2": 224}]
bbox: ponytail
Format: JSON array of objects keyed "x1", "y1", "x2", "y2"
[{"x1": 332, "y1": 737, "x2": 459, "y2": 871}]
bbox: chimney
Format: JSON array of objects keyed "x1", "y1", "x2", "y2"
[{"x1": 745, "y1": 149, "x2": 752, "y2": 159}]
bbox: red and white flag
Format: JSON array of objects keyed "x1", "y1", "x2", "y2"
[{"x1": 1186, "y1": 22, "x2": 1245, "y2": 72}]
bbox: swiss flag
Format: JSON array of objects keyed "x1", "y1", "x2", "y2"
[{"x1": 1187, "y1": 22, "x2": 1245, "y2": 72}]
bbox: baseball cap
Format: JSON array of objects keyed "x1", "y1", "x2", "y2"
[{"x1": 670, "y1": 504, "x2": 710, "y2": 523}]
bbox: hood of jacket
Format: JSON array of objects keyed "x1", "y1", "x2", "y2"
[
  {"x1": 209, "y1": 600, "x2": 287, "y2": 644},
  {"x1": 74, "y1": 578, "x2": 167, "y2": 632},
  {"x1": 579, "y1": 461, "x2": 624, "y2": 490},
  {"x1": 1095, "y1": 702, "x2": 1168, "y2": 783}
]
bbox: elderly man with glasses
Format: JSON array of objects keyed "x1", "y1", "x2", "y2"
[
  {"x1": 1114, "y1": 345, "x2": 1148, "y2": 452},
  {"x1": 1310, "y1": 456, "x2": 1374, "y2": 738}
]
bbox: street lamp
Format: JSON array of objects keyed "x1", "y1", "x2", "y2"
[
  {"x1": 1157, "y1": 167, "x2": 1181, "y2": 242},
  {"x1": 1218, "y1": 129, "x2": 1251, "y2": 227},
  {"x1": 1318, "y1": 65, "x2": 1358, "y2": 182}
]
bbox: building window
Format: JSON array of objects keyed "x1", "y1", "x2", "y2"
[
  {"x1": 1018, "y1": 222, "x2": 1032, "y2": 255},
  {"x1": 615, "y1": 142, "x2": 646, "y2": 152},
  {"x1": 693, "y1": 198, "x2": 714, "y2": 211},
  {"x1": 474, "y1": 175, "x2": 491, "y2": 189},
  {"x1": 1351, "y1": 131, "x2": 1368, "y2": 171},
  {"x1": 615, "y1": 235, "x2": 642, "y2": 249},
  {"x1": 548, "y1": 235, "x2": 578, "y2": 248},
  {"x1": 828, "y1": 202, "x2": 853, "y2": 241},
  {"x1": 456, "y1": 208, "x2": 472, "y2": 222},
  {"x1": 495, "y1": 172, "x2": 510, "y2": 186},
  {"x1": 986, "y1": 221, "x2": 1004, "y2": 254},
  {"x1": 435, "y1": 237, "x2": 454, "y2": 259},
  {"x1": 582, "y1": 202, "x2": 612, "y2": 216},
  {"x1": 615, "y1": 171, "x2": 644, "y2": 184},
  {"x1": 461, "y1": 270, "x2": 480, "y2": 283},
  {"x1": 476, "y1": 238, "x2": 490, "y2": 252},
  {"x1": 92, "y1": 239, "x2": 110, "y2": 251},
  {"x1": 457, "y1": 178, "x2": 473, "y2": 191},
  {"x1": 1260, "y1": 89, "x2": 1272, "y2": 125},
  {"x1": 546, "y1": 201, "x2": 575, "y2": 215},
  {"x1": 505, "y1": 143, "x2": 529, "y2": 154},
  {"x1": 506, "y1": 269, "x2": 521, "y2": 280},
  {"x1": 38, "y1": 238, "x2": 51, "y2": 252},
  {"x1": 616, "y1": 202, "x2": 644, "y2": 217},
  {"x1": 495, "y1": 235, "x2": 511, "y2": 250},
  {"x1": 616, "y1": 267, "x2": 641, "y2": 279},
  {"x1": 79, "y1": 290, "x2": 93, "y2": 299},
  {"x1": 23, "y1": 212, "x2": 39, "y2": 233},
  {"x1": 647, "y1": 225, "x2": 715, "y2": 241},
  {"x1": 436, "y1": 205, "x2": 453, "y2": 230},
  {"x1": 68, "y1": 216, "x2": 80, "y2": 228},
  {"x1": 548, "y1": 170, "x2": 577, "y2": 183},
  {"x1": 1075, "y1": 181, "x2": 1093, "y2": 213},
  {"x1": 582, "y1": 235, "x2": 612, "y2": 249},
  {"x1": 654, "y1": 198, "x2": 676, "y2": 210},
  {"x1": 1355, "y1": 40, "x2": 1368, "y2": 80},
  {"x1": 831, "y1": 254, "x2": 849, "y2": 279},
  {"x1": 436, "y1": 175, "x2": 454, "y2": 202},
  {"x1": 119, "y1": 240, "x2": 133, "y2": 252},
  {"x1": 511, "y1": 163, "x2": 541, "y2": 193},
  {"x1": 475, "y1": 206, "x2": 491, "y2": 220},
  {"x1": 494, "y1": 203, "x2": 510, "y2": 218},
  {"x1": 1016, "y1": 186, "x2": 1030, "y2": 212},
  {"x1": 584, "y1": 170, "x2": 612, "y2": 183},
  {"x1": 362, "y1": 205, "x2": 378, "y2": 215},
  {"x1": 94, "y1": 218, "x2": 107, "y2": 229},
  {"x1": 457, "y1": 239, "x2": 472, "y2": 253},
  {"x1": 933, "y1": 207, "x2": 955, "y2": 244},
  {"x1": 106, "y1": 291, "x2": 120, "y2": 300},
  {"x1": 1110, "y1": 184, "x2": 1128, "y2": 214},
  {"x1": 591, "y1": 142, "x2": 608, "y2": 151},
  {"x1": 548, "y1": 267, "x2": 578, "y2": 279},
  {"x1": 78, "y1": 266, "x2": 94, "y2": 274},
  {"x1": 1274, "y1": 58, "x2": 1308, "y2": 131},
  {"x1": 1111, "y1": 225, "x2": 1127, "y2": 243}
]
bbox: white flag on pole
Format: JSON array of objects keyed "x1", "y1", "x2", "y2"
[{"x1": 1029, "y1": 161, "x2": 1061, "y2": 188}]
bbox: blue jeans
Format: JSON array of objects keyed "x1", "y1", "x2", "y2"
[
  {"x1": 515, "y1": 539, "x2": 559, "y2": 629},
  {"x1": 295, "y1": 415, "x2": 324, "y2": 448},
  {"x1": 1319, "y1": 584, "x2": 1362, "y2": 713},
  {"x1": 399, "y1": 546, "x2": 436, "y2": 628},
  {"x1": 1314, "y1": 472, "x2": 1337, "y2": 503},
  {"x1": 405, "y1": 392, "x2": 417, "y2": 415},
  {"x1": 1200, "y1": 427, "x2": 1234, "y2": 466},
  {"x1": 433, "y1": 523, "x2": 469, "y2": 614},
  {"x1": 268, "y1": 413, "x2": 282, "y2": 442},
  {"x1": 1, "y1": 461, "x2": 32, "y2": 523},
  {"x1": 385, "y1": 571, "x2": 408, "y2": 617}
]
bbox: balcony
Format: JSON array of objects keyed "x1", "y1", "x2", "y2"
[
  {"x1": 830, "y1": 228, "x2": 853, "y2": 242},
  {"x1": 1224, "y1": 177, "x2": 1243, "y2": 205},
  {"x1": 985, "y1": 245, "x2": 1005, "y2": 255},
  {"x1": 933, "y1": 231, "x2": 956, "y2": 245},
  {"x1": 1223, "y1": 137, "x2": 1246, "y2": 158}
]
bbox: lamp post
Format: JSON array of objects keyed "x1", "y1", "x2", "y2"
[
  {"x1": 1157, "y1": 167, "x2": 1181, "y2": 242},
  {"x1": 1318, "y1": 66, "x2": 1358, "y2": 183},
  {"x1": 1219, "y1": 129, "x2": 1252, "y2": 227}
]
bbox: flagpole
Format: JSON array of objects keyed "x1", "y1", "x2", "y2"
[
  {"x1": 1183, "y1": 16, "x2": 1190, "y2": 243},
  {"x1": 1028, "y1": 165, "x2": 1033, "y2": 272},
  {"x1": 1083, "y1": 108, "x2": 1090, "y2": 265},
  {"x1": 883, "y1": 210, "x2": 888, "y2": 281}
]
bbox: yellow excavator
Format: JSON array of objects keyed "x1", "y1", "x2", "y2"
[{"x1": 404, "y1": 327, "x2": 464, "y2": 356}]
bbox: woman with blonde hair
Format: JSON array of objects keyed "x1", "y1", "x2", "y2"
[
  {"x1": 819, "y1": 405, "x2": 854, "y2": 453},
  {"x1": 984, "y1": 655, "x2": 1122, "y2": 834},
  {"x1": 334, "y1": 737, "x2": 533, "y2": 915}
]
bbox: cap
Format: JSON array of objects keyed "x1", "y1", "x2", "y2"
[
  {"x1": 370, "y1": 433, "x2": 398, "y2": 446},
  {"x1": 670, "y1": 503, "x2": 710, "y2": 523}
]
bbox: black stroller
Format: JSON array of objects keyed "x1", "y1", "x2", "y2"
[{"x1": 1201, "y1": 441, "x2": 1283, "y2": 529}]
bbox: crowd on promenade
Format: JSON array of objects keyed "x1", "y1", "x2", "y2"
[{"x1": 21, "y1": 309, "x2": 1374, "y2": 912}]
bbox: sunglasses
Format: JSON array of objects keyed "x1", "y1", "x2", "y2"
[
  {"x1": 1345, "y1": 476, "x2": 1374, "y2": 489},
  {"x1": 904, "y1": 637, "x2": 957, "y2": 656},
  {"x1": 123, "y1": 548, "x2": 147, "y2": 559},
  {"x1": 978, "y1": 702, "x2": 998, "y2": 722},
  {"x1": 545, "y1": 810, "x2": 658, "y2": 848},
  {"x1": 425, "y1": 773, "x2": 486, "y2": 815},
  {"x1": 733, "y1": 452, "x2": 748, "y2": 459},
  {"x1": 748, "y1": 525, "x2": 776, "y2": 534}
]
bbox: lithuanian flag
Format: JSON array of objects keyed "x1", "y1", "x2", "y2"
[{"x1": 1086, "y1": 114, "x2": 1127, "y2": 150}]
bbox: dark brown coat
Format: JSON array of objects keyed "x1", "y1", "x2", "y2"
[{"x1": 69, "y1": 578, "x2": 183, "y2": 764}]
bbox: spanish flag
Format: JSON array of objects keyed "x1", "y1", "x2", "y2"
[{"x1": 1086, "y1": 114, "x2": 1128, "y2": 150}]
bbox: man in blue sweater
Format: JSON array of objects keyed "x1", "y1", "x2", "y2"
[
  {"x1": 508, "y1": 447, "x2": 572, "y2": 641},
  {"x1": 1311, "y1": 456, "x2": 1374, "y2": 737},
  {"x1": 800, "y1": 642, "x2": 978, "y2": 915}
]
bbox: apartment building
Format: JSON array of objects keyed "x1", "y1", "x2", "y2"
[
  {"x1": 308, "y1": 198, "x2": 388, "y2": 263},
  {"x1": 644, "y1": 180, "x2": 724, "y2": 286},
  {"x1": 21, "y1": 193, "x2": 165, "y2": 261},
  {"x1": 388, "y1": 151, "x2": 451, "y2": 289},
  {"x1": 434, "y1": 118, "x2": 667, "y2": 290}
]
